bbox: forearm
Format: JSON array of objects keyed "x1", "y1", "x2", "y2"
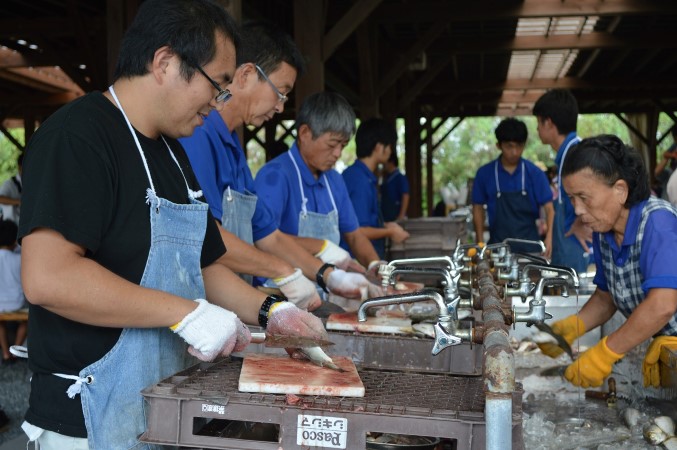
[
  {"x1": 606, "y1": 288, "x2": 677, "y2": 354},
  {"x1": 344, "y1": 230, "x2": 380, "y2": 267},
  {"x1": 256, "y1": 230, "x2": 323, "y2": 280},
  {"x1": 577, "y1": 288, "x2": 617, "y2": 333},
  {"x1": 359, "y1": 226, "x2": 392, "y2": 240},
  {"x1": 0, "y1": 196, "x2": 19, "y2": 206},
  {"x1": 290, "y1": 235, "x2": 326, "y2": 255},
  {"x1": 202, "y1": 263, "x2": 267, "y2": 325},
  {"x1": 216, "y1": 223, "x2": 294, "y2": 279},
  {"x1": 22, "y1": 229, "x2": 194, "y2": 328},
  {"x1": 472, "y1": 204, "x2": 485, "y2": 242},
  {"x1": 655, "y1": 158, "x2": 668, "y2": 176},
  {"x1": 398, "y1": 194, "x2": 410, "y2": 219}
]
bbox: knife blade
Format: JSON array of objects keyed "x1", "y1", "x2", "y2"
[
  {"x1": 250, "y1": 332, "x2": 335, "y2": 348},
  {"x1": 534, "y1": 322, "x2": 573, "y2": 359}
]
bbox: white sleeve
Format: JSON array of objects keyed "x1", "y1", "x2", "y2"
[{"x1": 667, "y1": 171, "x2": 677, "y2": 206}]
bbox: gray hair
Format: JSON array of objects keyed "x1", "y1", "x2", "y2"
[{"x1": 295, "y1": 92, "x2": 356, "y2": 139}]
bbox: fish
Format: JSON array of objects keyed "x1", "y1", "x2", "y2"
[
  {"x1": 299, "y1": 346, "x2": 346, "y2": 372},
  {"x1": 643, "y1": 423, "x2": 669, "y2": 445},
  {"x1": 622, "y1": 407, "x2": 641, "y2": 428}
]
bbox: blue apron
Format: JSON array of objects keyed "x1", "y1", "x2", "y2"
[
  {"x1": 489, "y1": 161, "x2": 540, "y2": 253},
  {"x1": 63, "y1": 86, "x2": 208, "y2": 449},
  {"x1": 221, "y1": 186, "x2": 257, "y2": 284},
  {"x1": 288, "y1": 152, "x2": 341, "y2": 244},
  {"x1": 551, "y1": 137, "x2": 589, "y2": 273}
]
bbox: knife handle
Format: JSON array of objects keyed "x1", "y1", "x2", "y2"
[{"x1": 250, "y1": 332, "x2": 266, "y2": 344}]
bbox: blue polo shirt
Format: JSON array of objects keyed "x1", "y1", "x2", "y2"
[
  {"x1": 592, "y1": 199, "x2": 677, "y2": 292},
  {"x1": 381, "y1": 169, "x2": 410, "y2": 222},
  {"x1": 254, "y1": 143, "x2": 360, "y2": 237},
  {"x1": 179, "y1": 110, "x2": 278, "y2": 241},
  {"x1": 556, "y1": 132, "x2": 580, "y2": 232},
  {"x1": 471, "y1": 157, "x2": 553, "y2": 227},
  {"x1": 342, "y1": 159, "x2": 384, "y2": 257}
]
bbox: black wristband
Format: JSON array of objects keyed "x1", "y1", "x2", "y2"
[
  {"x1": 316, "y1": 263, "x2": 336, "y2": 293},
  {"x1": 258, "y1": 295, "x2": 287, "y2": 328}
]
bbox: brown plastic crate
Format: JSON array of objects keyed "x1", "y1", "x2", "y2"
[{"x1": 140, "y1": 358, "x2": 523, "y2": 450}]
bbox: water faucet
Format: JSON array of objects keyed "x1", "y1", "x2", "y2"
[
  {"x1": 384, "y1": 266, "x2": 462, "y2": 317},
  {"x1": 357, "y1": 289, "x2": 470, "y2": 355},
  {"x1": 513, "y1": 277, "x2": 570, "y2": 327},
  {"x1": 503, "y1": 238, "x2": 546, "y2": 255},
  {"x1": 498, "y1": 252, "x2": 551, "y2": 283},
  {"x1": 479, "y1": 242, "x2": 509, "y2": 259},
  {"x1": 382, "y1": 256, "x2": 458, "y2": 288}
]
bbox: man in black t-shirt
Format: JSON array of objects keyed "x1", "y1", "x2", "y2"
[{"x1": 17, "y1": 1, "x2": 328, "y2": 448}]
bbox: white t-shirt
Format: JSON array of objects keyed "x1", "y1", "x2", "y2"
[
  {"x1": 0, "y1": 174, "x2": 21, "y2": 224},
  {"x1": 667, "y1": 170, "x2": 677, "y2": 207},
  {"x1": 0, "y1": 247, "x2": 25, "y2": 312}
]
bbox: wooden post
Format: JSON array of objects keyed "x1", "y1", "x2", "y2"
[{"x1": 294, "y1": 0, "x2": 325, "y2": 106}]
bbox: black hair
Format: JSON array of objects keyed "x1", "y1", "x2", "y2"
[
  {"x1": 387, "y1": 150, "x2": 399, "y2": 167},
  {"x1": 355, "y1": 118, "x2": 397, "y2": 159},
  {"x1": 494, "y1": 118, "x2": 527, "y2": 144},
  {"x1": 238, "y1": 20, "x2": 306, "y2": 78},
  {"x1": 0, "y1": 219, "x2": 18, "y2": 247},
  {"x1": 533, "y1": 89, "x2": 579, "y2": 135},
  {"x1": 113, "y1": 0, "x2": 239, "y2": 82},
  {"x1": 561, "y1": 134, "x2": 650, "y2": 207}
]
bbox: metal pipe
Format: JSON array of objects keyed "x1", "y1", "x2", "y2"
[{"x1": 477, "y1": 259, "x2": 515, "y2": 450}]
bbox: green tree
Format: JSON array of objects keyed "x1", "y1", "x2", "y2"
[{"x1": 0, "y1": 129, "x2": 23, "y2": 183}]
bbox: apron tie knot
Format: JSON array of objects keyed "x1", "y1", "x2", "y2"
[{"x1": 53, "y1": 373, "x2": 94, "y2": 399}]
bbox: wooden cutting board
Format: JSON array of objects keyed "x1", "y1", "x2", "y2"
[
  {"x1": 326, "y1": 312, "x2": 414, "y2": 334},
  {"x1": 238, "y1": 354, "x2": 365, "y2": 397}
]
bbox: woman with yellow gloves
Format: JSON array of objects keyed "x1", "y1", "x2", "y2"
[{"x1": 540, "y1": 135, "x2": 677, "y2": 389}]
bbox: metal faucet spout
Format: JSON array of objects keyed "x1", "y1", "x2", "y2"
[{"x1": 357, "y1": 289, "x2": 449, "y2": 322}]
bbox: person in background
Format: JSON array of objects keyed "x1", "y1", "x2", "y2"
[
  {"x1": 342, "y1": 118, "x2": 409, "y2": 259},
  {"x1": 254, "y1": 92, "x2": 387, "y2": 283},
  {"x1": 534, "y1": 89, "x2": 591, "y2": 273},
  {"x1": 471, "y1": 118, "x2": 554, "y2": 255},
  {"x1": 17, "y1": 1, "x2": 327, "y2": 447},
  {"x1": 0, "y1": 219, "x2": 27, "y2": 365},
  {"x1": 654, "y1": 127, "x2": 677, "y2": 199},
  {"x1": 0, "y1": 153, "x2": 22, "y2": 225},
  {"x1": 180, "y1": 21, "x2": 371, "y2": 309},
  {"x1": 380, "y1": 151, "x2": 410, "y2": 222},
  {"x1": 538, "y1": 135, "x2": 677, "y2": 389}
]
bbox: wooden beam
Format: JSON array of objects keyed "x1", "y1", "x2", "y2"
[
  {"x1": 615, "y1": 113, "x2": 650, "y2": 145},
  {"x1": 0, "y1": 17, "x2": 105, "y2": 37},
  {"x1": 294, "y1": 0, "x2": 325, "y2": 106},
  {"x1": 432, "y1": 117, "x2": 465, "y2": 151},
  {"x1": 376, "y1": 0, "x2": 677, "y2": 22},
  {"x1": 0, "y1": 123, "x2": 24, "y2": 151},
  {"x1": 396, "y1": 54, "x2": 453, "y2": 114},
  {"x1": 357, "y1": 21, "x2": 378, "y2": 119},
  {"x1": 322, "y1": 0, "x2": 382, "y2": 61}
]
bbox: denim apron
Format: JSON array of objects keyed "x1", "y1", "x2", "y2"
[
  {"x1": 221, "y1": 186, "x2": 257, "y2": 284},
  {"x1": 489, "y1": 161, "x2": 540, "y2": 253},
  {"x1": 288, "y1": 152, "x2": 341, "y2": 245},
  {"x1": 43, "y1": 86, "x2": 208, "y2": 449},
  {"x1": 551, "y1": 136, "x2": 589, "y2": 273}
]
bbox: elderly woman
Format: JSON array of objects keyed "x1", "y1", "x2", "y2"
[{"x1": 540, "y1": 135, "x2": 677, "y2": 388}]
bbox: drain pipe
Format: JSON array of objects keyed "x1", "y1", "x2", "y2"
[{"x1": 477, "y1": 260, "x2": 515, "y2": 450}]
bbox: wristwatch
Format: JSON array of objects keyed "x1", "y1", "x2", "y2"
[
  {"x1": 258, "y1": 294, "x2": 287, "y2": 328},
  {"x1": 315, "y1": 263, "x2": 336, "y2": 293}
]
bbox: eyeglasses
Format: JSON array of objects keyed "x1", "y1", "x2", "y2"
[
  {"x1": 255, "y1": 64, "x2": 288, "y2": 104},
  {"x1": 194, "y1": 65, "x2": 232, "y2": 103}
]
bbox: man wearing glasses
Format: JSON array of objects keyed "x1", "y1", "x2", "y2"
[
  {"x1": 181, "y1": 22, "x2": 376, "y2": 311},
  {"x1": 17, "y1": 2, "x2": 327, "y2": 448}
]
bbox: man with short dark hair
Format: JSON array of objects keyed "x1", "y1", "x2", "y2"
[
  {"x1": 472, "y1": 118, "x2": 554, "y2": 254},
  {"x1": 533, "y1": 89, "x2": 591, "y2": 272},
  {"x1": 342, "y1": 118, "x2": 409, "y2": 258},
  {"x1": 18, "y1": 1, "x2": 327, "y2": 447}
]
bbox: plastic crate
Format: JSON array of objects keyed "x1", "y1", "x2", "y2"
[
  {"x1": 388, "y1": 217, "x2": 467, "y2": 260},
  {"x1": 140, "y1": 358, "x2": 523, "y2": 450}
]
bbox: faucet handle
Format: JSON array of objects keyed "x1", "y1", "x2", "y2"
[{"x1": 431, "y1": 322, "x2": 462, "y2": 355}]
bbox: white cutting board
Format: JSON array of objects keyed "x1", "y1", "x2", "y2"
[
  {"x1": 238, "y1": 354, "x2": 365, "y2": 397},
  {"x1": 326, "y1": 312, "x2": 414, "y2": 334}
]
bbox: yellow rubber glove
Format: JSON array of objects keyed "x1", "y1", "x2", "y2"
[
  {"x1": 643, "y1": 336, "x2": 677, "y2": 388},
  {"x1": 537, "y1": 315, "x2": 586, "y2": 358},
  {"x1": 564, "y1": 336, "x2": 624, "y2": 388}
]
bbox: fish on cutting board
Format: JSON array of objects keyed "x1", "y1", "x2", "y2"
[{"x1": 238, "y1": 353, "x2": 365, "y2": 397}]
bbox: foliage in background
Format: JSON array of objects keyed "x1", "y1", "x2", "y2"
[{"x1": 0, "y1": 129, "x2": 24, "y2": 183}]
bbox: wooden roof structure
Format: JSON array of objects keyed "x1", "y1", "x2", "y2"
[{"x1": 2, "y1": 0, "x2": 677, "y2": 215}]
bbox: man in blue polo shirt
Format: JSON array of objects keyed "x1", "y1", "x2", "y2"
[
  {"x1": 342, "y1": 118, "x2": 409, "y2": 258},
  {"x1": 472, "y1": 118, "x2": 554, "y2": 255},
  {"x1": 381, "y1": 152, "x2": 410, "y2": 222},
  {"x1": 180, "y1": 23, "x2": 371, "y2": 309},
  {"x1": 533, "y1": 89, "x2": 592, "y2": 273},
  {"x1": 254, "y1": 92, "x2": 385, "y2": 275}
]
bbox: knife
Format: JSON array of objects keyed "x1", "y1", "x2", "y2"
[
  {"x1": 534, "y1": 322, "x2": 573, "y2": 359},
  {"x1": 250, "y1": 332, "x2": 334, "y2": 348}
]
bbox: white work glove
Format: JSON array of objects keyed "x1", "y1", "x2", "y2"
[
  {"x1": 266, "y1": 302, "x2": 329, "y2": 342},
  {"x1": 326, "y1": 268, "x2": 372, "y2": 299},
  {"x1": 316, "y1": 240, "x2": 364, "y2": 272},
  {"x1": 172, "y1": 299, "x2": 251, "y2": 362},
  {"x1": 274, "y1": 268, "x2": 322, "y2": 311}
]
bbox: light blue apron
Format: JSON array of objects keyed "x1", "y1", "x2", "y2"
[
  {"x1": 288, "y1": 152, "x2": 341, "y2": 244},
  {"x1": 222, "y1": 186, "x2": 257, "y2": 284},
  {"x1": 57, "y1": 86, "x2": 208, "y2": 449},
  {"x1": 552, "y1": 136, "x2": 589, "y2": 273}
]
